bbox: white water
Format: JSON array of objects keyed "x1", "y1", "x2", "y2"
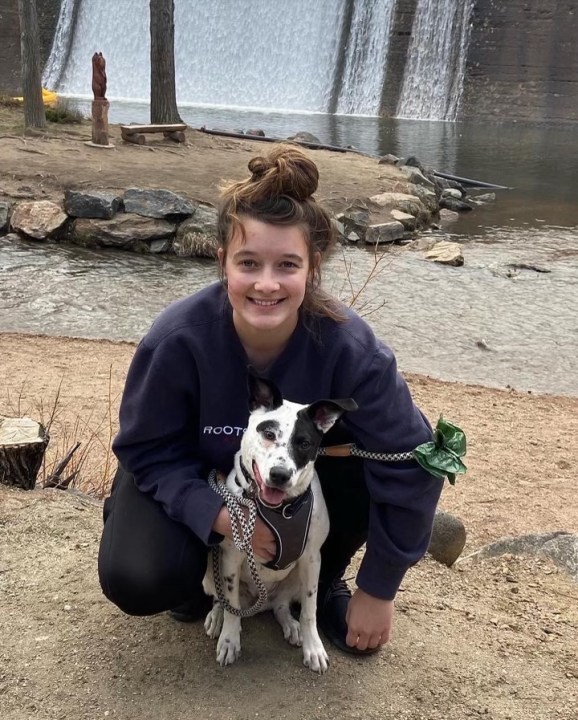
[
  {"x1": 335, "y1": 0, "x2": 397, "y2": 115},
  {"x1": 396, "y1": 0, "x2": 474, "y2": 121},
  {"x1": 42, "y1": 0, "x2": 77, "y2": 88},
  {"x1": 45, "y1": 0, "x2": 346, "y2": 113}
]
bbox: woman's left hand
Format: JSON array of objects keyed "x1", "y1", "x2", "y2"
[{"x1": 345, "y1": 589, "x2": 395, "y2": 651}]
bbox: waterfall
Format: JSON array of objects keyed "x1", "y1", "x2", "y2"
[
  {"x1": 334, "y1": 0, "x2": 397, "y2": 116},
  {"x1": 46, "y1": 0, "x2": 347, "y2": 113},
  {"x1": 42, "y1": 0, "x2": 80, "y2": 89},
  {"x1": 396, "y1": 0, "x2": 474, "y2": 121}
]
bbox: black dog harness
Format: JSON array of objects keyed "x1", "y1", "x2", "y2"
[{"x1": 240, "y1": 461, "x2": 314, "y2": 571}]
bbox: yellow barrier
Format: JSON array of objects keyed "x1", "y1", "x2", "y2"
[{"x1": 11, "y1": 88, "x2": 58, "y2": 108}]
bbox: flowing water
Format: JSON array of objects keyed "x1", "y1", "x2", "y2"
[{"x1": 1, "y1": 111, "x2": 577, "y2": 396}]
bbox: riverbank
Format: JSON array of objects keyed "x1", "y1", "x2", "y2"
[{"x1": 1, "y1": 331, "x2": 577, "y2": 720}]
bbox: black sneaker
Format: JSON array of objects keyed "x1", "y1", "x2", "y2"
[
  {"x1": 317, "y1": 578, "x2": 380, "y2": 656},
  {"x1": 168, "y1": 592, "x2": 213, "y2": 623}
]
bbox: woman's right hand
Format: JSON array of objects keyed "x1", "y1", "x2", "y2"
[{"x1": 212, "y1": 506, "x2": 276, "y2": 562}]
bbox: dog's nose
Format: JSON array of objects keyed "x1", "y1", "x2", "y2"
[{"x1": 269, "y1": 466, "x2": 292, "y2": 487}]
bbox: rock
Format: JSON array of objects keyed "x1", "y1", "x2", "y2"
[
  {"x1": 471, "y1": 192, "x2": 496, "y2": 204},
  {"x1": 173, "y1": 203, "x2": 218, "y2": 258},
  {"x1": 123, "y1": 188, "x2": 196, "y2": 220},
  {"x1": 402, "y1": 155, "x2": 427, "y2": 174},
  {"x1": 378, "y1": 154, "x2": 399, "y2": 165},
  {"x1": 286, "y1": 131, "x2": 321, "y2": 145},
  {"x1": 246, "y1": 129, "x2": 266, "y2": 137},
  {"x1": 364, "y1": 221, "x2": 405, "y2": 245},
  {"x1": 507, "y1": 262, "x2": 551, "y2": 274},
  {"x1": 441, "y1": 188, "x2": 463, "y2": 200},
  {"x1": 335, "y1": 204, "x2": 371, "y2": 243},
  {"x1": 70, "y1": 214, "x2": 175, "y2": 251},
  {"x1": 428, "y1": 511, "x2": 467, "y2": 566},
  {"x1": 0, "y1": 201, "x2": 11, "y2": 232},
  {"x1": 425, "y1": 240, "x2": 464, "y2": 266},
  {"x1": 10, "y1": 200, "x2": 67, "y2": 240},
  {"x1": 369, "y1": 192, "x2": 429, "y2": 224},
  {"x1": 390, "y1": 209, "x2": 417, "y2": 231},
  {"x1": 408, "y1": 184, "x2": 439, "y2": 213},
  {"x1": 457, "y1": 531, "x2": 578, "y2": 581},
  {"x1": 2, "y1": 233, "x2": 20, "y2": 243},
  {"x1": 440, "y1": 197, "x2": 474, "y2": 212},
  {"x1": 439, "y1": 208, "x2": 460, "y2": 226},
  {"x1": 400, "y1": 166, "x2": 436, "y2": 191},
  {"x1": 64, "y1": 190, "x2": 122, "y2": 220}
]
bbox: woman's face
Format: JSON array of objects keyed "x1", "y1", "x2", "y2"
[{"x1": 219, "y1": 217, "x2": 315, "y2": 341}]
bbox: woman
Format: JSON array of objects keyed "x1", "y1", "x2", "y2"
[{"x1": 98, "y1": 145, "x2": 443, "y2": 656}]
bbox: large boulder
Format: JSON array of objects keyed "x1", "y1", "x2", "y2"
[
  {"x1": 64, "y1": 190, "x2": 122, "y2": 219},
  {"x1": 123, "y1": 188, "x2": 196, "y2": 220},
  {"x1": 0, "y1": 201, "x2": 11, "y2": 232},
  {"x1": 10, "y1": 201, "x2": 67, "y2": 240},
  {"x1": 369, "y1": 192, "x2": 430, "y2": 225},
  {"x1": 364, "y1": 221, "x2": 405, "y2": 245},
  {"x1": 425, "y1": 240, "x2": 464, "y2": 266},
  {"x1": 70, "y1": 214, "x2": 175, "y2": 251},
  {"x1": 428, "y1": 511, "x2": 467, "y2": 566},
  {"x1": 173, "y1": 203, "x2": 219, "y2": 258}
]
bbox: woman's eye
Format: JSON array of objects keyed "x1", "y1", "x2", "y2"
[
  {"x1": 240, "y1": 259, "x2": 257, "y2": 267},
  {"x1": 280, "y1": 261, "x2": 299, "y2": 269},
  {"x1": 263, "y1": 430, "x2": 276, "y2": 441}
]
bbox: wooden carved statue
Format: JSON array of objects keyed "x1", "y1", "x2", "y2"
[{"x1": 91, "y1": 52, "x2": 107, "y2": 100}]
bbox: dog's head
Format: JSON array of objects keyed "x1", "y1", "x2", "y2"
[{"x1": 239, "y1": 370, "x2": 358, "y2": 507}]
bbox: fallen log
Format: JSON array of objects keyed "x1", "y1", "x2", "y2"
[{"x1": 0, "y1": 416, "x2": 49, "y2": 490}]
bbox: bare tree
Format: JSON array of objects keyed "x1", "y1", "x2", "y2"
[
  {"x1": 17, "y1": 0, "x2": 46, "y2": 128},
  {"x1": 150, "y1": 0, "x2": 182, "y2": 123}
]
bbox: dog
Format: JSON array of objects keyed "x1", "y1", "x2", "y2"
[{"x1": 202, "y1": 372, "x2": 357, "y2": 673}]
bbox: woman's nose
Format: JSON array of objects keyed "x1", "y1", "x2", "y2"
[{"x1": 254, "y1": 268, "x2": 280, "y2": 292}]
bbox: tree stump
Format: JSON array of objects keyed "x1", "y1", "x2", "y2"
[
  {"x1": 92, "y1": 98, "x2": 111, "y2": 146},
  {"x1": 0, "y1": 416, "x2": 49, "y2": 490}
]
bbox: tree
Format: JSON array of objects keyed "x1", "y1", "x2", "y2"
[
  {"x1": 150, "y1": 0, "x2": 182, "y2": 124},
  {"x1": 17, "y1": 0, "x2": 46, "y2": 128}
]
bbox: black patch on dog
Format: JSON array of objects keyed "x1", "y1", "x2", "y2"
[
  {"x1": 248, "y1": 371, "x2": 283, "y2": 412},
  {"x1": 288, "y1": 410, "x2": 323, "y2": 469},
  {"x1": 256, "y1": 419, "x2": 280, "y2": 439}
]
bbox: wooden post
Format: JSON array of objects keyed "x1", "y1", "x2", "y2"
[
  {"x1": 0, "y1": 416, "x2": 49, "y2": 490},
  {"x1": 91, "y1": 97, "x2": 110, "y2": 145}
]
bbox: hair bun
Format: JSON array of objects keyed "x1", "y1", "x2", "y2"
[{"x1": 247, "y1": 145, "x2": 319, "y2": 201}]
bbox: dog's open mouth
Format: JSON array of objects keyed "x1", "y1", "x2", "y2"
[{"x1": 252, "y1": 461, "x2": 286, "y2": 507}]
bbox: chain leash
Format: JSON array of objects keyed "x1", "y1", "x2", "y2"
[
  {"x1": 317, "y1": 445, "x2": 414, "y2": 462},
  {"x1": 208, "y1": 470, "x2": 268, "y2": 617}
]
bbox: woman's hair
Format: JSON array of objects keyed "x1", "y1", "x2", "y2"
[{"x1": 217, "y1": 144, "x2": 345, "y2": 321}]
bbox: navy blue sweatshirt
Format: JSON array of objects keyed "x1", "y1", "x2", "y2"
[{"x1": 113, "y1": 282, "x2": 443, "y2": 600}]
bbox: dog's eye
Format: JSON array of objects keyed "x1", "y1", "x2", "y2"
[
  {"x1": 263, "y1": 430, "x2": 276, "y2": 442},
  {"x1": 299, "y1": 439, "x2": 312, "y2": 451}
]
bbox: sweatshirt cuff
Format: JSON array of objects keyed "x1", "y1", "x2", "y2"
[
  {"x1": 182, "y1": 484, "x2": 225, "y2": 546},
  {"x1": 356, "y1": 545, "x2": 409, "y2": 601}
]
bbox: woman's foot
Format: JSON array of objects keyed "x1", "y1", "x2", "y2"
[{"x1": 317, "y1": 578, "x2": 380, "y2": 656}]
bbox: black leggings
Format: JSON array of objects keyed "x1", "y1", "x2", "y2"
[{"x1": 98, "y1": 425, "x2": 369, "y2": 616}]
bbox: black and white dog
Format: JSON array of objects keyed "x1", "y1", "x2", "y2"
[{"x1": 203, "y1": 372, "x2": 357, "y2": 673}]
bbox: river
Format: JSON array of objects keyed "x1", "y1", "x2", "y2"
[{"x1": 1, "y1": 107, "x2": 577, "y2": 397}]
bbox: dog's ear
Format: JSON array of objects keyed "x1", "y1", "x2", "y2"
[
  {"x1": 306, "y1": 398, "x2": 358, "y2": 434},
  {"x1": 247, "y1": 367, "x2": 283, "y2": 412}
]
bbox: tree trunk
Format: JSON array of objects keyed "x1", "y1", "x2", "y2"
[
  {"x1": 150, "y1": 0, "x2": 182, "y2": 124},
  {"x1": 0, "y1": 416, "x2": 49, "y2": 490},
  {"x1": 17, "y1": 0, "x2": 46, "y2": 129}
]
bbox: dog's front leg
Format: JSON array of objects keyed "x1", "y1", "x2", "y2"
[
  {"x1": 215, "y1": 547, "x2": 245, "y2": 667},
  {"x1": 298, "y1": 552, "x2": 329, "y2": 673}
]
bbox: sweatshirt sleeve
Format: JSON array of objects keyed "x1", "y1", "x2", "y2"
[
  {"x1": 343, "y1": 345, "x2": 444, "y2": 600},
  {"x1": 112, "y1": 333, "x2": 224, "y2": 545}
]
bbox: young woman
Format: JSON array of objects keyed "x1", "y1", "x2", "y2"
[{"x1": 98, "y1": 146, "x2": 443, "y2": 656}]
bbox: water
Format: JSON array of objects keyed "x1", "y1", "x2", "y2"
[
  {"x1": 1, "y1": 113, "x2": 577, "y2": 396},
  {"x1": 397, "y1": 0, "x2": 474, "y2": 121}
]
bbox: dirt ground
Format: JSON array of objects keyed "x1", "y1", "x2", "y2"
[{"x1": 1, "y1": 107, "x2": 577, "y2": 719}]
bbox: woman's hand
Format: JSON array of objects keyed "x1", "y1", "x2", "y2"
[
  {"x1": 345, "y1": 589, "x2": 395, "y2": 651},
  {"x1": 212, "y1": 506, "x2": 276, "y2": 562}
]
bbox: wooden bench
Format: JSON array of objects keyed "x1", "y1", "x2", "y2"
[{"x1": 120, "y1": 123, "x2": 187, "y2": 145}]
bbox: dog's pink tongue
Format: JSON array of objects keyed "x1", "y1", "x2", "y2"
[{"x1": 260, "y1": 485, "x2": 285, "y2": 506}]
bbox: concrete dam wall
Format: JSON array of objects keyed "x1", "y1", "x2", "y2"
[{"x1": 1, "y1": 0, "x2": 577, "y2": 123}]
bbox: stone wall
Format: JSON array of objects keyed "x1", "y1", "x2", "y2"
[
  {"x1": 461, "y1": 0, "x2": 578, "y2": 122},
  {"x1": 380, "y1": 0, "x2": 418, "y2": 117},
  {"x1": 0, "y1": 0, "x2": 62, "y2": 95}
]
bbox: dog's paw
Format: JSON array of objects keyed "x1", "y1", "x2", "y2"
[
  {"x1": 302, "y1": 641, "x2": 329, "y2": 674},
  {"x1": 281, "y1": 616, "x2": 302, "y2": 647},
  {"x1": 216, "y1": 633, "x2": 241, "y2": 667},
  {"x1": 204, "y1": 604, "x2": 223, "y2": 639}
]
